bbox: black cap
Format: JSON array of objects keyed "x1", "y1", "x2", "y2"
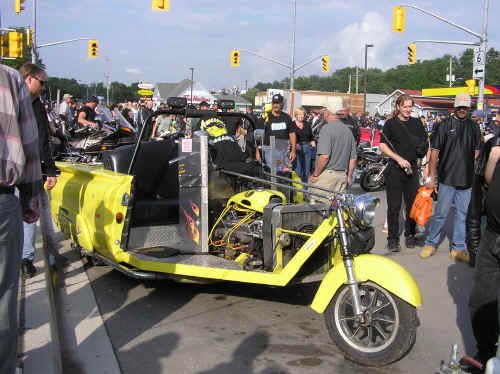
[
  {"x1": 272, "y1": 94, "x2": 283, "y2": 103},
  {"x1": 87, "y1": 96, "x2": 98, "y2": 104},
  {"x1": 199, "y1": 101, "x2": 209, "y2": 108}
]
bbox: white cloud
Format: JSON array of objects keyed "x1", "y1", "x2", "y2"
[
  {"x1": 125, "y1": 67, "x2": 143, "y2": 75},
  {"x1": 313, "y1": 12, "x2": 395, "y2": 70}
]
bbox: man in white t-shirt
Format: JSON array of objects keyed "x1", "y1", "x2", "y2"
[{"x1": 58, "y1": 93, "x2": 72, "y2": 123}]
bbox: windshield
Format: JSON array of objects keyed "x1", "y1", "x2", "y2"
[{"x1": 96, "y1": 106, "x2": 135, "y2": 131}]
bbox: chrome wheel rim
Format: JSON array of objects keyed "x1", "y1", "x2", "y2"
[{"x1": 334, "y1": 282, "x2": 400, "y2": 353}]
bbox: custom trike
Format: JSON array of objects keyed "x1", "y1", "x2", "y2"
[{"x1": 48, "y1": 101, "x2": 422, "y2": 366}]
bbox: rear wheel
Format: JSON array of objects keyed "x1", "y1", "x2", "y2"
[{"x1": 325, "y1": 282, "x2": 417, "y2": 366}]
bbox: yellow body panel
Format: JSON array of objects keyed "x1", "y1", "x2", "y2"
[
  {"x1": 107, "y1": 214, "x2": 339, "y2": 286},
  {"x1": 49, "y1": 162, "x2": 133, "y2": 254},
  {"x1": 310, "y1": 254, "x2": 423, "y2": 313},
  {"x1": 227, "y1": 189, "x2": 286, "y2": 213}
]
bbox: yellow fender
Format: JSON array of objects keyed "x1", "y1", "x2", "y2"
[{"x1": 311, "y1": 254, "x2": 423, "y2": 313}]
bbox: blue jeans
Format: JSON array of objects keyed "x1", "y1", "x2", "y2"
[
  {"x1": 424, "y1": 183, "x2": 472, "y2": 251},
  {"x1": 0, "y1": 193, "x2": 23, "y2": 374},
  {"x1": 295, "y1": 143, "x2": 314, "y2": 187},
  {"x1": 23, "y1": 190, "x2": 58, "y2": 263}
]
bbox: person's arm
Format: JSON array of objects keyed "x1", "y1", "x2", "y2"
[
  {"x1": 310, "y1": 154, "x2": 329, "y2": 183},
  {"x1": 289, "y1": 131, "x2": 296, "y2": 161},
  {"x1": 485, "y1": 146, "x2": 500, "y2": 185},
  {"x1": 425, "y1": 149, "x2": 440, "y2": 190},
  {"x1": 379, "y1": 142, "x2": 410, "y2": 169},
  {"x1": 347, "y1": 157, "x2": 357, "y2": 185},
  {"x1": 78, "y1": 111, "x2": 98, "y2": 129},
  {"x1": 151, "y1": 121, "x2": 158, "y2": 139}
]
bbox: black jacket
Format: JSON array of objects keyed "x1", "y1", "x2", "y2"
[
  {"x1": 466, "y1": 136, "x2": 500, "y2": 254},
  {"x1": 33, "y1": 97, "x2": 57, "y2": 177}
]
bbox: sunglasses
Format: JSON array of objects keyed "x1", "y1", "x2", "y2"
[
  {"x1": 32, "y1": 76, "x2": 47, "y2": 86},
  {"x1": 456, "y1": 106, "x2": 469, "y2": 111}
]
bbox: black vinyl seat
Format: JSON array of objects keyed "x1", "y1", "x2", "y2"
[{"x1": 102, "y1": 139, "x2": 179, "y2": 226}]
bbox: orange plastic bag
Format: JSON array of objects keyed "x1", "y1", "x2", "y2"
[{"x1": 410, "y1": 186, "x2": 434, "y2": 226}]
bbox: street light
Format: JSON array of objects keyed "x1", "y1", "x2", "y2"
[
  {"x1": 189, "y1": 67, "x2": 194, "y2": 105},
  {"x1": 363, "y1": 44, "x2": 374, "y2": 114}
]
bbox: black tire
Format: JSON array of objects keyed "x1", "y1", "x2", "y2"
[
  {"x1": 360, "y1": 167, "x2": 385, "y2": 192},
  {"x1": 325, "y1": 282, "x2": 418, "y2": 366}
]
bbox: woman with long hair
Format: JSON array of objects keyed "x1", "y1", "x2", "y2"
[
  {"x1": 291, "y1": 106, "x2": 315, "y2": 188},
  {"x1": 379, "y1": 94, "x2": 428, "y2": 251}
]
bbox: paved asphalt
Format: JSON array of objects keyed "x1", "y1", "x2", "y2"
[{"x1": 83, "y1": 185, "x2": 476, "y2": 374}]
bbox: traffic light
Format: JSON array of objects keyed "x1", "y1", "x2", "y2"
[
  {"x1": 393, "y1": 6, "x2": 405, "y2": 33},
  {"x1": 8, "y1": 32, "x2": 23, "y2": 58},
  {"x1": 231, "y1": 49, "x2": 240, "y2": 67},
  {"x1": 26, "y1": 29, "x2": 33, "y2": 46},
  {"x1": 15, "y1": 0, "x2": 25, "y2": 15},
  {"x1": 88, "y1": 40, "x2": 98, "y2": 58},
  {"x1": 321, "y1": 55, "x2": 329, "y2": 73},
  {"x1": 0, "y1": 34, "x2": 8, "y2": 57},
  {"x1": 408, "y1": 43, "x2": 416, "y2": 65},
  {"x1": 152, "y1": 0, "x2": 169, "y2": 11}
]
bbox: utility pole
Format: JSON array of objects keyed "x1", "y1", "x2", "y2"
[
  {"x1": 290, "y1": 0, "x2": 296, "y2": 91},
  {"x1": 355, "y1": 66, "x2": 359, "y2": 94},
  {"x1": 348, "y1": 74, "x2": 351, "y2": 94},
  {"x1": 364, "y1": 44, "x2": 374, "y2": 114},
  {"x1": 478, "y1": 0, "x2": 489, "y2": 111},
  {"x1": 189, "y1": 67, "x2": 194, "y2": 105},
  {"x1": 31, "y1": 0, "x2": 36, "y2": 63},
  {"x1": 397, "y1": 0, "x2": 489, "y2": 109}
]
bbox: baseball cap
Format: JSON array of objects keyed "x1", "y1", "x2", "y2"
[
  {"x1": 87, "y1": 96, "x2": 99, "y2": 104},
  {"x1": 454, "y1": 92, "x2": 471, "y2": 108},
  {"x1": 63, "y1": 93, "x2": 72, "y2": 99},
  {"x1": 272, "y1": 94, "x2": 283, "y2": 103}
]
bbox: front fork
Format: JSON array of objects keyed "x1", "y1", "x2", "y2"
[{"x1": 336, "y1": 204, "x2": 365, "y2": 321}]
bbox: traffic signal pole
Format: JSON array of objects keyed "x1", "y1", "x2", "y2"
[
  {"x1": 31, "y1": 0, "x2": 35, "y2": 63},
  {"x1": 397, "y1": 0, "x2": 489, "y2": 110},
  {"x1": 234, "y1": 0, "x2": 327, "y2": 91}
]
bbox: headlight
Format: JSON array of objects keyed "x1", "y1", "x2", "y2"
[{"x1": 353, "y1": 194, "x2": 380, "y2": 226}]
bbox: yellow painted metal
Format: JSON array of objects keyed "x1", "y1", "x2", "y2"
[
  {"x1": 227, "y1": 189, "x2": 286, "y2": 213},
  {"x1": 49, "y1": 162, "x2": 133, "y2": 254},
  {"x1": 422, "y1": 86, "x2": 482, "y2": 97},
  {"x1": 310, "y1": 254, "x2": 423, "y2": 313},
  {"x1": 234, "y1": 253, "x2": 249, "y2": 265},
  {"x1": 103, "y1": 214, "x2": 339, "y2": 287}
]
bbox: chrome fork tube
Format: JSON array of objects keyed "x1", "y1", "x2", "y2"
[{"x1": 336, "y1": 205, "x2": 364, "y2": 317}]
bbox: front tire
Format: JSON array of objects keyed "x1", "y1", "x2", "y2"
[
  {"x1": 325, "y1": 282, "x2": 417, "y2": 366},
  {"x1": 360, "y1": 167, "x2": 385, "y2": 192}
]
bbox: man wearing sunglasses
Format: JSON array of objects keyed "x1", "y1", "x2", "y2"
[
  {"x1": 420, "y1": 92, "x2": 481, "y2": 263},
  {"x1": 18, "y1": 63, "x2": 65, "y2": 277}
]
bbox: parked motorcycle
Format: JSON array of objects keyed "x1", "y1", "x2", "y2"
[{"x1": 54, "y1": 106, "x2": 137, "y2": 162}]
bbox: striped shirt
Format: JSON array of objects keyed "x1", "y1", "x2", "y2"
[{"x1": 0, "y1": 64, "x2": 41, "y2": 198}]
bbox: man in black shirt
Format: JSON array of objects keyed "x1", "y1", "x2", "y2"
[
  {"x1": 256, "y1": 93, "x2": 296, "y2": 168},
  {"x1": 78, "y1": 96, "x2": 99, "y2": 129},
  {"x1": 468, "y1": 141, "x2": 500, "y2": 367},
  {"x1": 421, "y1": 93, "x2": 481, "y2": 262}
]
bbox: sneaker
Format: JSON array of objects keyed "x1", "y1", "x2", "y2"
[
  {"x1": 451, "y1": 249, "x2": 470, "y2": 264},
  {"x1": 405, "y1": 235, "x2": 417, "y2": 249},
  {"x1": 419, "y1": 245, "x2": 436, "y2": 259},
  {"x1": 21, "y1": 259, "x2": 37, "y2": 278},
  {"x1": 387, "y1": 239, "x2": 401, "y2": 252}
]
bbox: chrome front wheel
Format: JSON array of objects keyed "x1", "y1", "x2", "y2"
[{"x1": 325, "y1": 282, "x2": 417, "y2": 366}]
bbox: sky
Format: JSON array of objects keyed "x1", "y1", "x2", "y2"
[{"x1": 1, "y1": 0, "x2": 498, "y2": 90}]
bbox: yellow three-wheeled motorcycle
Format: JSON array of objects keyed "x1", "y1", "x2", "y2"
[{"x1": 48, "y1": 102, "x2": 422, "y2": 367}]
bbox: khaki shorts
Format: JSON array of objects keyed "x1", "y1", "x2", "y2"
[{"x1": 310, "y1": 169, "x2": 347, "y2": 204}]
